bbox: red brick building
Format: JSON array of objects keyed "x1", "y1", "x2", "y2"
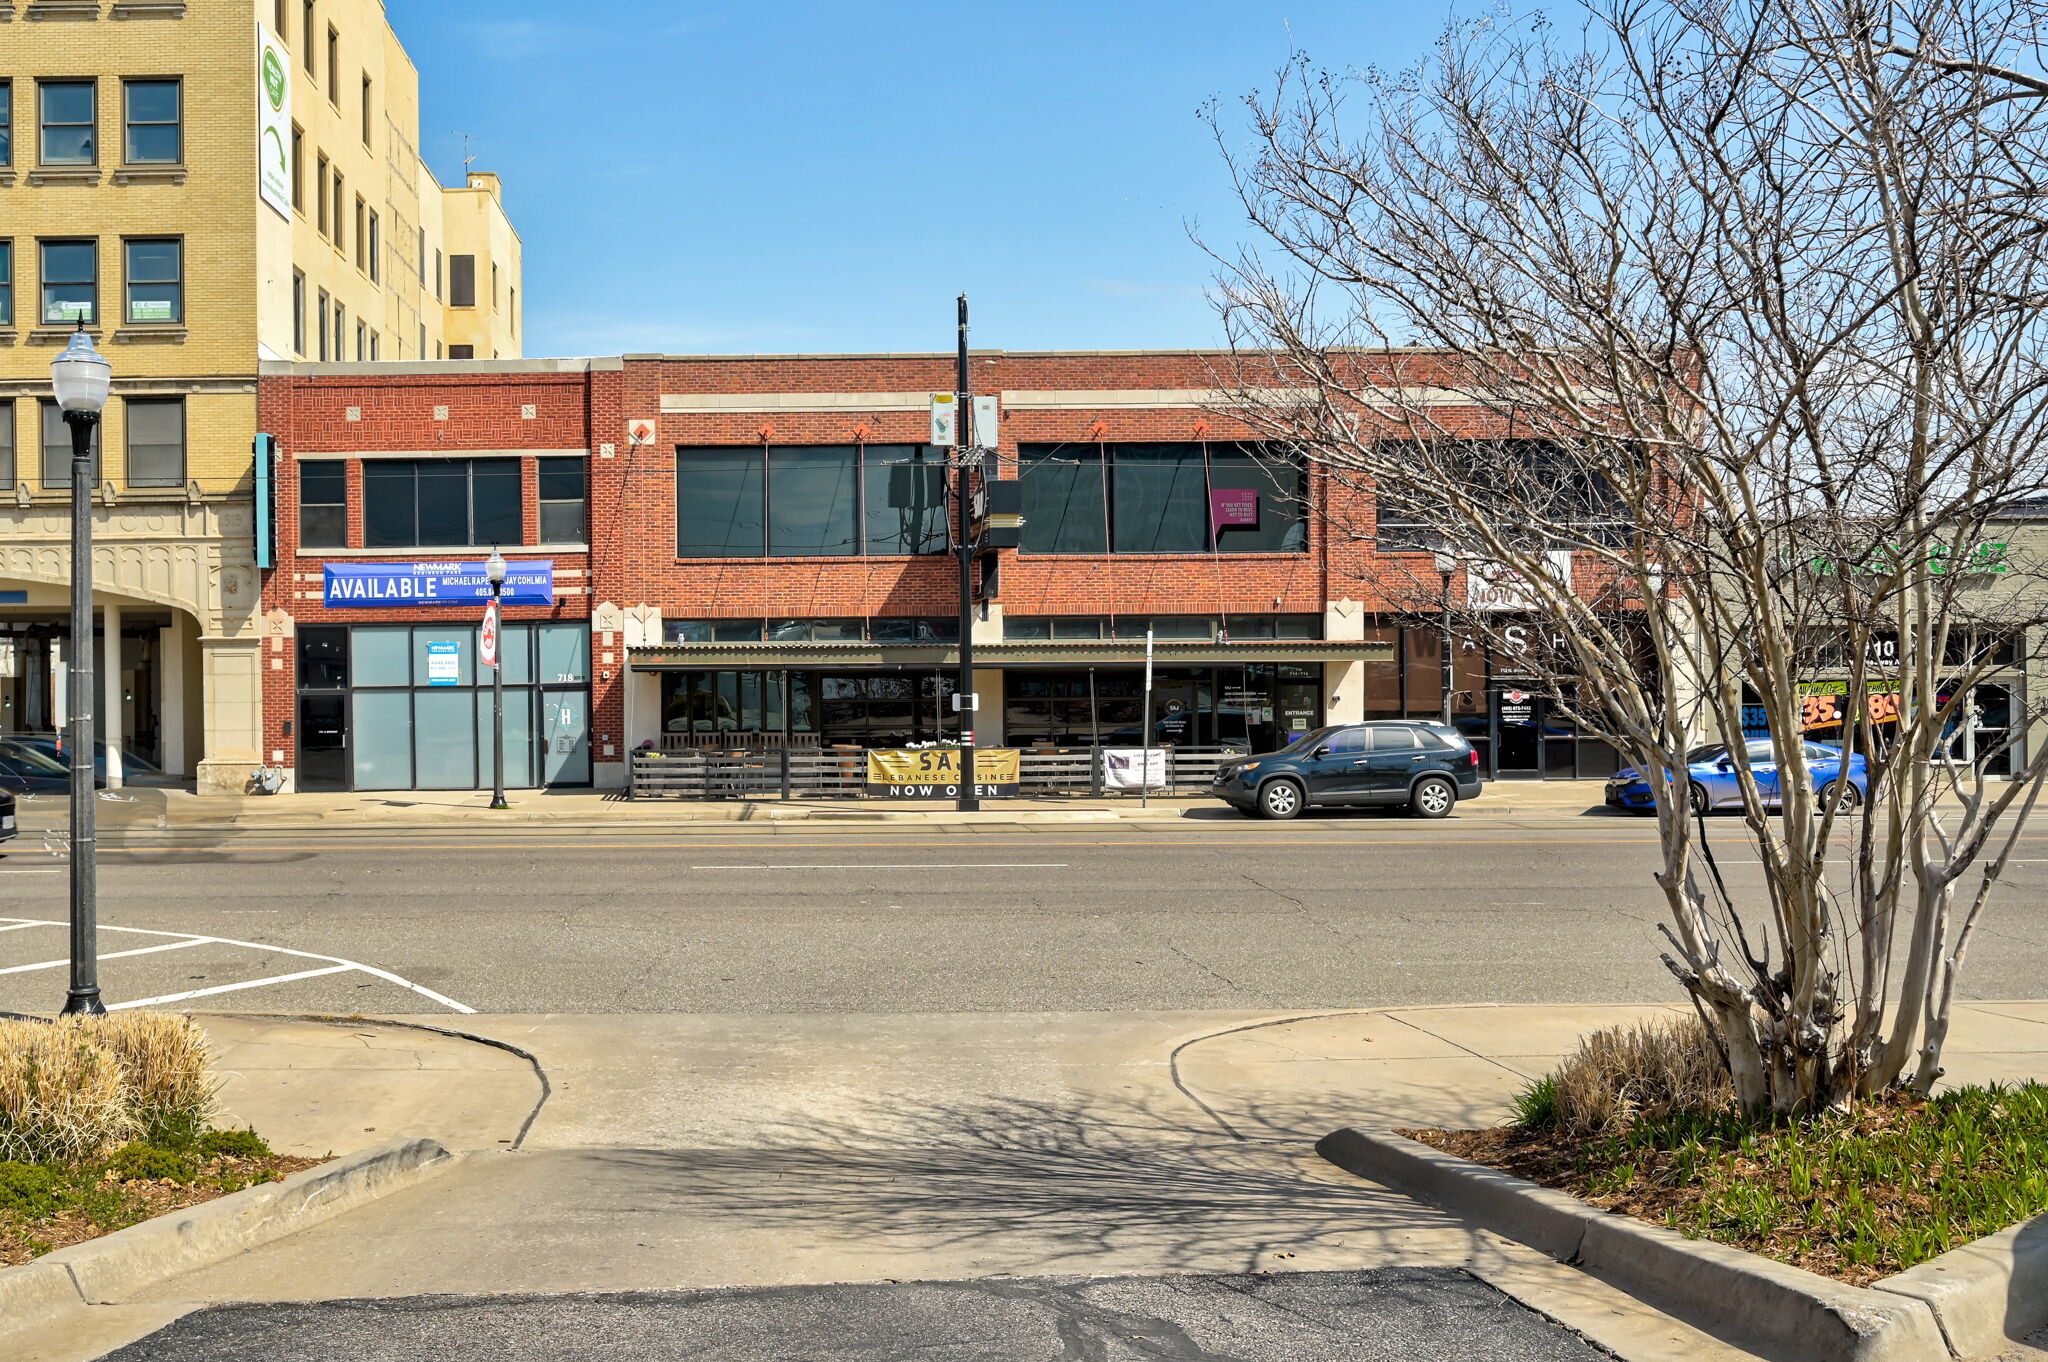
[{"x1": 255, "y1": 350, "x2": 1615, "y2": 792}]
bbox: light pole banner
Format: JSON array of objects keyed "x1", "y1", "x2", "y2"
[
  {"x1": 480, "y1": 599, "x2": 500, "y2": 668},
  {"x1": 323, "y1": 560, "x2": 555, "y2": 607},
  {"x1": 257, "y1": 23, "x2": 292, "y2": 218}
]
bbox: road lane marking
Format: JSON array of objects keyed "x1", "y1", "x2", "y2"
[
  {"x1": 0, "y1": 918, "x2": 475, "y2": 1014},
  {"x1": 111, "y1": 965, "x2": 356, "y2": 1011},
  {"x1": 0, "y1": 938, "x2": 207, "y2": 975},
  {"x1": 0, "y1": 920, "x2": 56, "y2": 931},
  {"x1": 692, "y1": 862, "x2": 1070, "y2": 870},
  {"x1": 0, "y1": 870, "x2": 61, "y2": 875},
  {"x1": 86, "y1": 836, "x2": 1673, "y2": 853}
]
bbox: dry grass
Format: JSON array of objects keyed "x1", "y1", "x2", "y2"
[
  {"x1": 1535, "y1": 1017, "x2": 1733, "y2": 1136},
  {"x1": 79, "y1": 1013, "x2": 218, "y2": 1146},
  {"x1": 0, "y1": 1021, "x2": 134, "y2": 1165}
]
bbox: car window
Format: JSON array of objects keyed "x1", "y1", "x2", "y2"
[
  {"x1": 1368, "y1": 728, "x2": 1420, "y2": 752},
  {"x1": 1804, "y1": 743, "x2": 1835, "y2": 760},
  {"x1": 1743, "y1": 740, "x2": 1778, "y2": 764},
  {"x1": 1322, "y1": 728, "x2": 1369, "y2": 756},
  {"x1": 1685, "y1": 744, "x2": 1728, "y2": 765},
  {"x1": 1415, "y1": 730, "x2": 1455, "y2": 750}
]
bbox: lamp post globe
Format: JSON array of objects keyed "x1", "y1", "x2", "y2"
[
  {"x1": 485, "y1": 548, "x2": 507, "y2": 586},
  {"x1": 52, "y1": 327, "x2": 110, "y2": 1016}
]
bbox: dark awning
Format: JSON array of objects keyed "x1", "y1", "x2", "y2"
[{"x1": 627, "y1": 639, "x2": 1395, "y2": 671}]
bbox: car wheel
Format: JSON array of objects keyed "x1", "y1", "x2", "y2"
[
  {"x1": 1257, "y1": 779, "x2": 1305, "y2": 820},
  {"x1": 1409, "y1": 776, "x2": 1456, "y2": 819},
  {"x1": 1820, "y1": 779, "x2": 1862, "y2": 812},
  {"x1": 1688, "y1": 783, "x2": 1712, "y2": 816}
]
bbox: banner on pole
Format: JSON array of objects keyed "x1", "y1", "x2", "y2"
[{"x1": 480, "y1": 599, "x2": 500, "y2": 669}]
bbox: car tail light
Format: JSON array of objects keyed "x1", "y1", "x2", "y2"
[{"x1": 1469, "y1": 749, "x2": 1479, "y2": 766}]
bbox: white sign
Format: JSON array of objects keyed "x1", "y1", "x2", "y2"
[
  {"x1": 426, "y1": 641, "x2": 460, "y2": 686},
  {"x1": 971, "y1": 395, "x2": 999, "y2": 451},
  {"x1": 257, "y1": 23, "x2": 292, "y2": 219},
  {"x1": 480, "y1": 599, "x2": 500, "y2": 669},
  {"x1": 130, "y1": 300, "x2": 175, "y2": 322},
  {"x1": 930, "y1": 393, "x2": 959, "y2": 446},
  {"x1": 1103, "y1": 748, "x2": 1168, "y2": 791},
  {"x1": 1467, "y1": 551, "x2": 1572, "y2": 611}
]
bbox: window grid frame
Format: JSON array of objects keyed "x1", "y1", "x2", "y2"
[
  {"x1": 122, "y1": 236, "x2": 182, "y2": 326},
  {"x1": 675, "y1": 444, "x2": 950, "y2": 560},
  {"x1": 38, "y1": 237, "x2": 98, "y2": 327},
  {"x1": 122, "y1": 395, "x2": 186, "y2": 489},
  {"x1": 37, "y1": 78, "x2": 96, "y2": 168}
]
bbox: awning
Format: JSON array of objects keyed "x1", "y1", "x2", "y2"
[{"x1": 627, "y1": 640, "x2": 1396, "y2": 671}]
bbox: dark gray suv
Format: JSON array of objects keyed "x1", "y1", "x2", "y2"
[{"x1": 1210, "y1": 721, "x2": 1485, "y2": 819}]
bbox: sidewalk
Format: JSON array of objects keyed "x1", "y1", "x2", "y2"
[{"x1": 9, "y1": 778, "x2": 1616, "y2": 833}]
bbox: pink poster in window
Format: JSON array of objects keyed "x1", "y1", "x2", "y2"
[{"x1": 1211, "y1": 488, "x2": 1260, "y2": 529}]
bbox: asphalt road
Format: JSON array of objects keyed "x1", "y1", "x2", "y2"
[
  {"x1": 3, "y1": 814, "x2": 2045, "y2": 1015},
  {"x1": 100, "y1": 1270, "x2": 1618, "y2": 1362}
]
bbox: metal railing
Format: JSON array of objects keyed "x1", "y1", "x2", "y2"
[{"x1": 629, "y1": 744, "x2": 1248, "y2": 799}]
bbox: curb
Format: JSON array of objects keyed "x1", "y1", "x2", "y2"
[
  {"x1": 1874, "y1": 1213, "x2": 2048, "y2": 1359},
  {"x1": 0, "y1": 1135, "x2": 454, "y2": 1336},
  {"x1": 1316, "y1": 1127, "x2": 1949, "y2": 1362}
]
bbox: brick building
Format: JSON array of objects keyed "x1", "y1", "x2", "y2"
[{"x1": 254, "y1": 350, "x2": 1622, "y2": 793}]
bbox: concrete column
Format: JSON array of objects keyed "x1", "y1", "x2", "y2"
[
  {"x1": 195, "y1": 636, "x2": 263, "y2": 795},
  {"x1": 159, "y1": 613, "x2": 188, "y2": 776},
  {"x1": 101, "y1": 601, "x2": 123, "y2": 788},
  {"x1": 1324, "y1": 661, "x2": 1365, "y2": 725}
]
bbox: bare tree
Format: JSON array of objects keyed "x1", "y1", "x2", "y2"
[{"x1": 1210, "y1": 0, "x2": 2048, "y2": 1114}]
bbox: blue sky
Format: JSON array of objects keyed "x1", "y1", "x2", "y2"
[{"x1": 389, "y1": 2, "x2": 1451, "y2": 358}]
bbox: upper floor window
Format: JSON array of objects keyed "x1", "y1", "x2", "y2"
[
  {"x1": 39, "y1": 80, "x2": 95, "y2": 166},
  {"x1": 316, "y1": 288, "x2": 330, "y2": 361},
  {"x1": 315, "y1": 152, "x2": 329, "y2": 235},
  {"x1": 302, "y1": 2, "x2": 316, "y2": 72},
  {"x1": 300, "y1": 460, "x2": 346, "y2": 547},
  {"x1": 275, "y1": 0, "x2": 289, "y2": 38},
  {"x1": 363, "y1": 458, "x2": 520, "y2": 548},
  {"x1": 448, "y1": 254, "x2": 476, "y2": 308},
  {"x1": 1374, "y1": 438, "x2": 1630, "y2": 550},
  {"x1": 123, "y1": 80, "x2": 180, "y2": 164},
  {"x1": 676, "y1": 445, "x2": 948, "y2": 558},
  {"x1": 291, "y1": 270, "x2": 306, "y2": 355},
  {"x1": 353, "y1": 196, "x2": 366, "y2": 270},
  {"x1": 39, "y1": 239, "x2": 96, "y2": 325},
  {"x1": 360, "y1": 74, "x2": 372, "y2": 145},
  {"x1": 366, "y1": 208, "x2": 380, "y2": 281},
  {"x1": 537, "y1": 456, "x2": 586, "y2": 542},
  {"x1": 1, "y1": 81, "x2": 12, "y2": 167},
  {"x1": 124, "y1": 239, "x2": 181, "y2": 324},
  {"x1": 331, "y1": 169, "x2": 345, "y2": 252},
  {"x1": 447, "y1": 344, "x2": 474, "y2": 360},
  {"x1": 290, "y1": 126, "x2": 304, "y2": 208},
  {"x1": 0, "y1": 399, "x2": 13, "y2": 489},
  {"x1": 1018, "y1": 441, "x2": 1306, "y2": 555},
  {"x1": 124, "y1": 397, "x2": 185, "y2": 488},
  {"x1": 0, "y1": 241, "x2": 12, "y2": 326},
  {"x1": 326, "y1": 28, "x2": 340, "y2": 105},
  {"x1": 39, "y1": 399, "x2": 100, "y2": 489}
]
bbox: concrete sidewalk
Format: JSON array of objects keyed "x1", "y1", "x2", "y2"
[
  {"x1": 24, "y1": 1000, "x2": 2048, "y2": 1361},
  {"x1": 9, "y1": 778, "x2": 1615, "y2": 834}
]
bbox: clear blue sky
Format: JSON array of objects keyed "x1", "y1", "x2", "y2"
[{"x1": 389, "y1": 2, "x2": 1451, "y2": 359}]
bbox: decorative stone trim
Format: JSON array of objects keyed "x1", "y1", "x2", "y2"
[
  {"x1": 25, "y1": 0, "x2": 98, "y2": 17},
  {"x1": 110, "y1": 0, "x2": 183, "y2": 15},
  {"x1": 0, "y1": 172, "x2": 15, "y2": 186},
  {"x1": 27, "y1": 326, "x2": 104, "y2": 347},
  {"x1": 0, "y1": 331, "x2": 16, "y2": 348},
  {"x1": 0, "y1": 372, "x2": 254, "y2": 397},
  {"x1": 112, "y1": 326, "x2": 189, "y2": 345},
  {"x1": 111, "y1": 165, "x2": 186, "y2": 185},
  {"x1": 26, "y1": 167, "x2": 101, "y2": 185}
]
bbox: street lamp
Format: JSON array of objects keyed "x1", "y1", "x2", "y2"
[
  {"x1": 52, "y1": 328, "x2": 110, "y2": 1017},
  {"x1": 1432, "y1": 549, "x2": 1457, "y2": 727},
  {"x1": 485, "y1": 548, "x2": 508, "y2": 810}
]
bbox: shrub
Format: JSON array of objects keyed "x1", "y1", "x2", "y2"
[
  {"x1": 105, "y1": 1142, "x2": 196, "y2": 1185},
  {"x1": 198, "y1": 1128, "x2": 270, "y2": 1160},
  {"x1": 78, "y1": 1013, "x2": 218, "y2": 1149},
  {"x1": 1543, "y1": 1017, "x2": 1733, "y2": 1136},
  {"x1": 1512, "y1": 1074, "x2": 1562, "y2": 1131},
  {"x1": 0, "y1": 1020, "x2": 135, "y2": 1164},
  {"x1": 0, "y1": 1161, "x2": 62, "y2": 1218}
]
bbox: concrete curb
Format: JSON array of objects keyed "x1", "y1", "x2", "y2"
[
  {"x1": 1316, "y1": 1127, "x2": 1950, "y2": 1362},
  {"x1": 0, "y1": 1136, "x2": 454, "y2": 1337},
  {"x1": 1874, "y1": 1213, "x2": 2048, "y2": 1359}
]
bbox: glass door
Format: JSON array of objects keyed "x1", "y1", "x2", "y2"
[
  {"x1": 543, "y1": 689, "x2": 590, "y2": 785},
  {"x1": 1493, "y1": 684, "x2": 1542, "y2": 777}
]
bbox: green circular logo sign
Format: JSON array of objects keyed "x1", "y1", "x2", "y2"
[{"x1": 262, "y1": 48, "x2": 286, "y2": 110}]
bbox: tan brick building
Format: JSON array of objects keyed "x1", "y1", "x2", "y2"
[{"x1": 0, "y1": 0, "x2": 520, "y2": 791}]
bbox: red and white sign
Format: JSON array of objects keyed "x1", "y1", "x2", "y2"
[
  {"x1": 480, "y1": 598, "x2": 500, "y2": 669},
  {"x1": 626, "y1": 419, "x2": 657, "y2": 446}
]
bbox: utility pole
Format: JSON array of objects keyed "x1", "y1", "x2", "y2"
[{"x1": 954, "y1": 294, "x2": 979, "y2": 812}]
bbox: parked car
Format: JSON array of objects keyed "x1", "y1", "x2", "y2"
[
  {"x1": 0, "y1": 738, "x2": 81, "y2": 794},
  {"x1": 1605, "y1": 739, "x2": 1871, "y2": 815},
  {"x1": 2, "y1": 735, "x2": 182, "y2": 788},
  {"x1": 1211, "y1": 721, "x2": 1485, "y2": 819},
  {"x1": 0, "y1": 787, "x2": 14, "y2": 846}
]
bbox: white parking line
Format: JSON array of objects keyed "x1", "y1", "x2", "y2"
[
  {"x1": 693, "y1": 863, "x2": 1071, "y2": 870},
  {"x1": 0, "y1": 916, "x2": 473, "y2": 1013},
  {"x1": 0, "y1": 870, "x2": 61, "y2": 876},
  {"x1": 111, "y1": 965, "x2": 356, "y2": 1011},
  {"x1": 0, "y1": 920, "x2": 56, "y2": 932},
  {"x1": 0, "y1": 938, "x2": 207, "y2": 976}
]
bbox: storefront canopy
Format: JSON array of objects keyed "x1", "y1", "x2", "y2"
[{"x1": 627, "y1": 639, "x2": 1396, "y2": 671}]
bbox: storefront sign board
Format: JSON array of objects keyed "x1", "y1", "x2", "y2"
[
  {"x1": 864, "y1": 747, "x2": 1020, "y2": 798},
  {"x1": 324, "y1": 560, "x2": 555, "y2": 607},
  {"x1": 425, "y1": 642, "x2": 460, "y2": 686}
]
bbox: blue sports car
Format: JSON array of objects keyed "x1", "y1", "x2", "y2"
[{"x1": 1606, "y1": 739, "x2": 1871, "y2": 814}]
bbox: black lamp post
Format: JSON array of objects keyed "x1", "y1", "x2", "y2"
[
  {"x1": 1433, "y1": 549, "x2": 1456, "y2": 727},
  {"x1": 52, "y1": 328, "x2": 110, "y2": 1016},
  {"x1": 485, "y1": 548, "x2": 508, "y2": 809}
]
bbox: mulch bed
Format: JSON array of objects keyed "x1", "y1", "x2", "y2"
[{"x1": 0, "y1": 1152, "x2": 324, "y2": 1269}]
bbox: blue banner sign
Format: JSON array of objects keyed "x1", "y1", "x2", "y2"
[{"x1": 323, "y1": 560, "x2": 555, "y2": 608}]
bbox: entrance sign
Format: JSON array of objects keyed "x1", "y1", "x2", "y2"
[
  {"x1": 865, "y1": 748, "x2": 1020, "y2": 798},
  {"x1": 480, "y1": 599, "x2": 500, "y2": 668},
  {"x1": 425, "y1": 642, "x2": 460, "y2": 686},
  {"x1": 257, "y1": 24, "x2": 292, "y2": 218},
  {"x1": 324, "y1": 560, "x2": 555, "y2": 607}
]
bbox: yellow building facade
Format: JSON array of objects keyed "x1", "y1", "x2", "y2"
[{"x1": 0, "y1": 0, "x2": 520, "y2": 791}]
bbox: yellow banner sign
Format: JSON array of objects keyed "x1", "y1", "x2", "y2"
[{"x1": 865, "y1": 748, "x2": 1021, "y2": 798}]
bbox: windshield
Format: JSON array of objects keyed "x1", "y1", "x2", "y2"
[
  {"x1": 1685, "y1": 745, "x2": 1729, "y2": 765},
  {"x1": 0, "y1": 740, "x2": 69, "y2": 775}
]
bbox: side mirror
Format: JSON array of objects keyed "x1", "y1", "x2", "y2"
[
  {"x1": 1715, "y1": 759, "x2": 1733, "y2": 772},
  {"x1": 1312, "y1": 746, "x2": 1332, "y2": 760}
]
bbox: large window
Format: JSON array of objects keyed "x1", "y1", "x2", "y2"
[
  {"x1": 39, "y1": 240, "x2": 96, "y2": 325},
  {"x1": 124, "y1": 397, "x2": 184, "y2": 487},
  {"x1": 124, "y1": 238, "x2": 181, "y2": 323},
  {"x1": 39, "y1": 80, "x2": 94, "y2": 166},
  {"x1": 40, "y1": 399, "x2": 99, "y2": 489},
  {"x1": 676, "y1": 445, "x2": 946, "y2": 558},
  {"x1": 362, "y1": 458, "x2": 520, "y2": 548},
  {"x1": 0, "y1": 400, "x2": 13, "y2": 488},
  {"x1": 316, "y1": 288, "x2": 330, "y2": 360},
  {"x1": 448, "y1": 254, "x2": 476, "y2": 308},
  {"x1": 662, "y1": 617, "x2": 959, "y2": 644},
  {"x1": 122, "y1": 79, "x2": 179, "y2": 164},
  {"x1": 300, "y1": 459, "x2": 346, "y2": 547},
  {"x1": 315, "y1": 152, "x2": 329, "y2": 236},
  {"x1": 1375, "y1": 439, "x2": 1630, "y2": 549},
  {"x1": 291, "y1": 270, "x2": 306, "y2": 354},
  {"x1": 1018, "y1": 442, "x2": 1305, "y2": 555},
  {"x1": 1002, "y1": 615, "x2": 1320, "y2": 641},
  {"x1": 537, "y1": 456, "x2": 586, "y2": 542}
]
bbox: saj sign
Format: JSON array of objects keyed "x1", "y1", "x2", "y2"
[{"x1": 323, "y1": 560, "x2": 555, "y2": 608}]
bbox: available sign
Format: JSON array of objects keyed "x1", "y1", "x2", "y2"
[
  {"x1": 324, "y1": 560, "x2": 555, "y2": 607},
  {"x1": 864, "y1": 747, "x2": 1020, "y2": 798},
  {"x1": 425, "y1": 641, "x2": 460, "y2": 686}
]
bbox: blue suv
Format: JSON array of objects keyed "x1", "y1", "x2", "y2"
[
  {"x1": 1211, "y1": 722, "x2": 1485, "y2": 819},
  {"x1": 1606, "y1": 739, "x2": 1871, "y2": 815}
]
